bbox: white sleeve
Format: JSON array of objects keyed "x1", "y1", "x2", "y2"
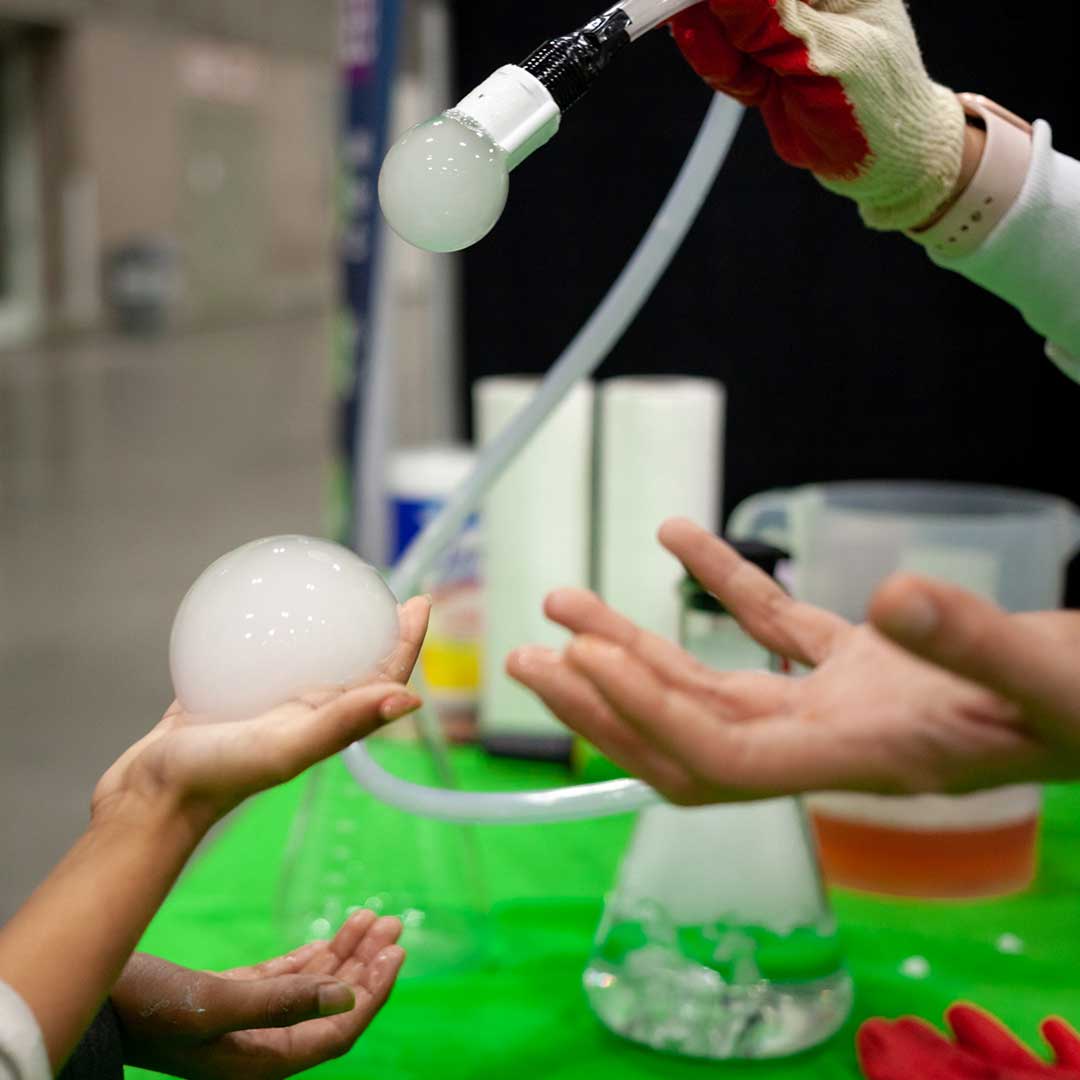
[
  {"x1": 927, "y1": 120, "x2": 1080, "y2": 383},
  {"x1": 0, "y1": 982, "x2": 50, "y2": 1080}
]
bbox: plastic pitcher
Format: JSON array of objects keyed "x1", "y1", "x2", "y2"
[{"x1": 729, "y1": 481, "x2": 1080, "y2": 899}]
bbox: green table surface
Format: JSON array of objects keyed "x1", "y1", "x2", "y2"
[{"x1": 131, "y1": 744, "x2": 1080, "y2": 1079}]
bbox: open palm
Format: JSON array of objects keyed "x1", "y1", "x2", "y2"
[
  {"x1": 93, "y1": 597, "x2": 430, "y2": 829},
  {"x1": 114, "y1": 912, "x2": 405, "y2": 1079},
  {"x1": 509, "y1": 521, "x2": 1080, "y2": 803}
]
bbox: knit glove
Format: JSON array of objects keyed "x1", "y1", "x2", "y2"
[
  {"x1": 858, "y1": 1004, "x2": 1080, "y2": 1080},
  {"x1": 669, "y1": 0, "x2": 966, "y2": 231}
]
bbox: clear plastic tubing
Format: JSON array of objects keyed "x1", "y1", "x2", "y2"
[
  {"x1": 344, "y1": 90, "x2": 745, "y2": 825},
  {"x1": 620, "y1": 0, "x2": 707, "y2": 39}
]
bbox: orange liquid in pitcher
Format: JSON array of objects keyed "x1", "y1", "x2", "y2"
[{"x1": 810, "y1": 812, "x2": 1040, "y2": 899}]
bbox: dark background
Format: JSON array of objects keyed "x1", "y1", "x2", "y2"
[{"x1": 452, "y1": 3, "x2": 1080, "y2": 602}]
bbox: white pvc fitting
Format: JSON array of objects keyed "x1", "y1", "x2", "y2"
[{"x1": 452, "y1": 65, "x2": 561, "y2": 171}]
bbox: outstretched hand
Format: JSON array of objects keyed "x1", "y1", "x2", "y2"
[
  {"x1": 113, "y1": 912, "x2": 405, "y2": 1080},
  {"x1": 509, "y1": 520, "x2": 1080, "y2": 803}
]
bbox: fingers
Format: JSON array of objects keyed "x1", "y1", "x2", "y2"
[
  {"x1": 298, "y1": 944, "x2": 405, "y2": 1069},
  {"x1": 363, "y1": 944, "x2": 405, "y2": 1002},
  {"x1": 856, "y1": 1017, "x2": 973, "y2": 1080},
  {"x1": 296, "y1": 910, "x2": 379, "y2": 976},
  {"x1": 200, "y1": 972, "x2": 358, "y2": 1035},
  {"x1": 220, "y1": 941, "x2": 324, "y2": 980},
  {"x1": 379, "y1": 596, "x2": 431, "y2": 683},
  {"x1": 544, "y1": 589, "x2": 715, "y2": 693},
  {"x1": 329, "y1": 918, "x2": 405, "y2": 1043},
  {"x1": 350, "y1": 945, "x2": 405, "y2": 1010},
  {"x1": 328, "y1": 909, "x2": 381, "y2": 964},
  {"x1": 863, "y1": 1006, "x2": 1078, "y2": 1080},
  {"x1": 1042, "y1": 1017, "x2": 1080, "y2": 1069},
  {"x1": 334, "y1": 917, "x2": 404, "y2": 987},
  {"x1": 564, "y1": 636, "x2": 768, "y2": 797},
  {"x1": 566, "y1": 635, "x2": 898, "y2": 797},
  {"x1": 507, "y1": 646, "x2": 695, "y2": 798},
  {"x1": 544, "y1": 588, "x2": 792, "y2": 718},
  {"x1": 668, "y1": 2, "x2": 769, "y2": 103},
  {"x1": 266, "y1": 683, "x2": 420, "y2": 784},
  {"x1": 205, "y1": 916, "x2": 403, "y2": 1048},
  {"x1": 946, "y1": 1003, "x2": 1041, "y2": 1069},
  {"x1": 870, "y1": 575, "x2": 1080, "y2": 723},
  {"x1": 213, "y1": 941, "x2": 405, "y2": 1076},
  {"x1": 659, "y1": 518, "x2": 850, "y2": 667}
]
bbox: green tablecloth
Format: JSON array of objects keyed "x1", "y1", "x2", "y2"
[{"x1": 131, "y1": 745, "x2": 1080, "y2": 1079}]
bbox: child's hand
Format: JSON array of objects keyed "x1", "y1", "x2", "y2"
[
  {"x1": 1, "y1": 599, "x2": 426, "y2": 1073},
  {"x1": 113, "y1": 911, "x2": 405, "y2": 1080},
  {"x1": 92, "y1": 596, "x2": 431, "y2": 834}
]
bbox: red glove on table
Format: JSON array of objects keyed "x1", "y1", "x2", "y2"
[
  {"x1": 858, "y1": 1004, "x2": 1080, "y2": 1080},
  {"x1": 669, "y1": 0, "x2": 966, "y2": 231}
]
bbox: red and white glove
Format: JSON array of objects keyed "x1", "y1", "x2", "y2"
[
  {"x1": 669, "y1": 0, "x2": 966, "y2": 231},
  {"x1": 858, "y1": 1003, "x2": 1080, "y2": 1080}
]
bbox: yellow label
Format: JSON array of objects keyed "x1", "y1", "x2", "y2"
[{"x1": 421, "y1": 638, "x2": 481, "y2": 692}]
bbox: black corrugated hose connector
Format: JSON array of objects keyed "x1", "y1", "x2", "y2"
[{"x1": 519, "y1": 8, "x2": 633, "y2": 112}]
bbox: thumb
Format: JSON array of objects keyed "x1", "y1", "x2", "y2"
[
  {"x1": 856, "y1": 1017, "x2": 970, "y2": 1080},
  {"x1": 946, "y1": 1002, "x2": 1043, "y2": 1069},
  {"x1": 264, "y1": 683, "x2": 420, "y2": 786},
  {"x1": 202, "y1": 973, "x2": 356, "y2": 1035},
  {"x1": 869, "y1": 574, "x2": 1076, "y2": 719}
]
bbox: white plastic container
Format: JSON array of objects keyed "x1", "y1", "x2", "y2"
[{"x1": 387, "y1": 445, "x2": 481, "y2": 713}]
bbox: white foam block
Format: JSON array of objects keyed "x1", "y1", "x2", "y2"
[
  {"x1": 597, "y1": 377, "x2": 724, "y2": 640},
  {"x1": 475, "y1": 377, "x2": 593, "y2": 736}
]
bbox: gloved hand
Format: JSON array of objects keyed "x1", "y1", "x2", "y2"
[
  {"x1": 858, "y1": 1003, "x2": 1080, "y2": 1080},
  {"x1": 669, "y1": 0, "x2": 967, "y2": 231}
]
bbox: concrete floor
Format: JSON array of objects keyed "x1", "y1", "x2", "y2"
[{"x1": 0, "y1": 315, "x2": 332, "y2": 920}]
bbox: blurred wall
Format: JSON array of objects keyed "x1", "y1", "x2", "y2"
[
  {"x1": 0, "y1": 0, "x2": 337, "y2": 341},
  {"x1": 0, "y1": 0, "x2": 336, "y2": 59}
]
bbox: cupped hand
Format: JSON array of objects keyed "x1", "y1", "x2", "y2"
[
  {"x1": 93, "y1": 597, "x2": 430, "y2": 832},
  {"x1": 112, "y1": 911, "x2": 405, "y2": 1080},
  {"x1": 508, "y1": 520, "x2": 1080, "y2": 803}
]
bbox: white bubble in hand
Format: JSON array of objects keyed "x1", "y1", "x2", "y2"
[{"x1": 170, "y1": 536, "x2": 400, "y2": 721}]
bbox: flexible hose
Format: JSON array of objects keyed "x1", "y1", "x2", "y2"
[
  {"x1": 345, "y1": 91, "x2": 744, "y2": 824},
  {"x1": 619, "y1": 0, "x2": 708, "y2": 40}
]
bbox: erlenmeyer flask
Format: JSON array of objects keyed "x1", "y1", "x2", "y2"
[
  {"x1": 584, "y1": 798, "x2": 852, "y2": 1058},
  {"x1": 583, "y1": 545, "x2": 852, "y2": 1059},
  {"x1": 276, "y1": 744, "x2": 489, "y2": 978}
]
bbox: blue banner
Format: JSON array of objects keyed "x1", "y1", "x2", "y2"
[{"x1": 334, "y1": 0, "x2": 402, "y2": 548}]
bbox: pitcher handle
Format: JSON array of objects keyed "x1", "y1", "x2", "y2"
[
  {"x1": 727, "y1": 489, "x2": 795, "y2": 551},
  {"x1": 1066, "y1": 507, "x2": 1080, "y2": 559}
]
